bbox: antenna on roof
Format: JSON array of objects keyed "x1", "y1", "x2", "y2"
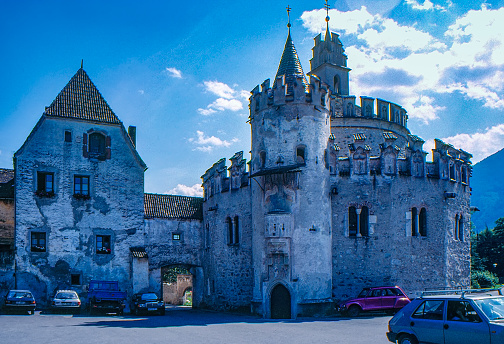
[
  {"x1": 286, "y1": 5, "x2": 292, "y2": 29},
  {"x1": 81, "y1": 59, "x2": 83, "y2": 69}
]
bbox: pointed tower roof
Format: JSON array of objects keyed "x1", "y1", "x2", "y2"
[
  {"x1": 273, "y1": 7, "x2": 308, "y2": 92},
  {"x1": 44, "y1": 68, "x2": 121, "y2": 124}
]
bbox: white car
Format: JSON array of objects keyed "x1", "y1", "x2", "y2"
[{"x1": 51, "y1": 290, "x2": 81, "y2": 314}]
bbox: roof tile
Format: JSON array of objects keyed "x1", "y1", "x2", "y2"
[{"x1": 144, "y1": 193, "x2": 203, "y2": 220}]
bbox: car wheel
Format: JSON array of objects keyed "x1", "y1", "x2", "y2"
[
  {"x1": 347, "y1": 305, "x2": 361, "y2": 317},
  {"x1": 398, "y1": 334, "x2": 418, "y2": 344}
]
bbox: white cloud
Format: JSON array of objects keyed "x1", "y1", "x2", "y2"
[
  {"x1": 167, "y1": 183, "x2": 203, "y2": 197},
  {"x1": 439, "y1": 124, "x2": 504, "y2": 163},
  {"x1": 198, "y1": 80, "x2": 248, "y2": 115},
  {"x1": 405, "y1": 0, "x2": 447, "y2": 11},
  {"x1": 138, "y1": 89, "x2": 145, "y2": 95},
  {"x1": 301, "y1": 5, "x2": 504, "y2": 123},
  {"x1": 165, "y1": 67, "x2": 182, "y2": 79},
  {"x1": 188, "y1": 131, "x2": 238, "y2": 152}
]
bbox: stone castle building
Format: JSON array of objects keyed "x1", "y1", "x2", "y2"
[{"x1": 2, "y1": 17, "x2": 471, "y2": 318}]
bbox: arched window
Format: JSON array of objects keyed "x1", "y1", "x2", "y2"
[
  {"x1": 296, "y1": 147, "x2": 305, "y2": 164},
  {"x1": 348, "y1": 206, "x2": 357, "y2": 237},
  {"x1": 234, "y1": 216, "x2": 240, "y2": 244},
  {"x1": 359, "y1": 206, "x2": 369, "y2": 237},
  {"x1": 419, "y1": 208, "x2": 427, "y2": 236},
  {"x1": 365, "y1": 105, "x2": 372, "y2": 117},
  {"x1": 461, "y1": 167, "x2": 467, "y2": 184},
  {"x1": 411, "y1": 207, "x2": 418, "y2": 236},
  {"x1": 226, "y1": 217, "x2": 233, "y2": 245},
  {"x1": 449, "y1": 163, "x2": 455, "y2": 180},
  {"x1": 458, "y1": 215, "x2": 464, "y2": 241},
  {"x1": 346, "y1": 103, "x2": 354, "y2": 117},
  {"x1": 334, "y1": 75, "x2": 340, "y2": 95}
]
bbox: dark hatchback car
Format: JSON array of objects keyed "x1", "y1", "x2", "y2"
[
  {"x1": 131, "y1": 293, "x2": 165, "y2": 315},
  {"x1": 338, "y1": 286, "x2": 410, "y2": 317},
  {"x1": 3, "y1": 290, "x2": 36, "y2": 314}
]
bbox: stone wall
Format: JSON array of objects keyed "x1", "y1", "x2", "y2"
[{"x1": 14, "y1": 116, "x2": 145, "y2": 307}]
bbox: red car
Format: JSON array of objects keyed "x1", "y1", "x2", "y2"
[{"x1": 338, "y1": 286, "x2": 410, "y2": 317}]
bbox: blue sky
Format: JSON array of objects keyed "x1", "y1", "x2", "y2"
[{"x1": 1, "y1": 0, "x2": 504, "y2": 196}]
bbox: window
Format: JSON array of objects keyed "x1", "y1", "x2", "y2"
[
  {"x1": 74, "y1": 176, "x2": 90, "y2": 196},
  {"x1": 31, "y1": 232, "x2": 46, "y2": 252},
  {"x1": 71, "y1": 274, "x2": 81, "y2": 285},
  {"x1": 334, "y1": 75, "x2": 340, "y2": 94},
  {"x1": 96, "y1": 235, "x2": 111, "y2": 254},
  {"x1": 233, "y1": 216, "x2": 239, "y2": 244},
  {"x1": 455, "y1": 214, "x2": 459, "y2": 240},
  {"x1": 449, "y1": 163, "x2": 455, "y2": 180},
  {"x1": 412, "y1": 300, "x2": 444, "y2": 320},
  {"x1": 411, "y1": 207, "x2": 418, "y2": 236},
  {"x1": 260, "y1": 151, "x2": 266, "y2": 168},
  {"x1": 359, "y1": 206, "x2": 369, "y2": 236},
  {"x1": 36, "y1": 172, "x2": 54, "y2": 195},
  {"x1": 447, "y1": 301, "x2": 481, "y2": 322},
  {"x1": 296, "y1": 147, "x2": 305, "y2": 164},
  {"x1": 348, "y1": 206, "x2": 357, "y2": 237},
  {"x1": 89, "y1": 132, "x2": 106, "y2": 156},
  {"x1": 458, "y1": 215, "x2": 464, "y2": 241},
  {"x1": 419, "y1": 208, "x2": 427, "y2": 236},
  {"x1": 64, "y1": 130, "x2": 72, "y2": 142},
  {"x1": 172, "y1": 233, "x2": 181, "y2": 241}
]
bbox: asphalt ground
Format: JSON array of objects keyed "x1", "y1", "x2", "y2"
[{"x1": 0, "y1": 307, "x2": 393, "y2": 344}]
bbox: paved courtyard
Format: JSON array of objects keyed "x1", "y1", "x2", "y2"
[{"x1": 0, "y1": 307, "x2": 393, "y2": 344}]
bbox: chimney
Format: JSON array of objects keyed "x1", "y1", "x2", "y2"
[{"x1": 128, "y1": 126, "x2": 137, "y2": 147}]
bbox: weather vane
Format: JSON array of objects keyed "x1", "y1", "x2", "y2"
[{"x1": 286, "y1": 5, "x2": 292, "y2": 28}]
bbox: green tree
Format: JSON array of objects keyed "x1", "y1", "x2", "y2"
[{"x1": 471, "y1": 217, "x2": 504, "y2": 286}]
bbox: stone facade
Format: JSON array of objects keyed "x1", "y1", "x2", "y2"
[
  {"x1": 200, "y1": 26, "x2": 471, "y2": 318},
  {"x1": 13, "y1": 69, "x2": 147, "y2": 307},
  {"x1": 3, "y1": 20, "x2": 471, "y2": 319}
]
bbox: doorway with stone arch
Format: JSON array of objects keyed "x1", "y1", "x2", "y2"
[
  {"x1": 161, "y1": 264, "x2": 196, "y2": 307},
  {"x1": 270, "y1": 283, "x2": 291, "y2": 319}
]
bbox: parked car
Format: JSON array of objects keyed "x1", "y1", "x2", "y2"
[
  {"x1": 3, "y1": 290, "x2": 36, "y2": 315},
  {"x1": 387, "y1": 288, "x2": 504, "y2": 344},
  {"x1": 338, "y1": 286, "x2": 410, "y2": 317},
  {"x1": 51, "y1": 290, "x2": 81, "y2": 314},
  {"x1": 131, "y1": 293, "x2": 165, "y2": 315}
]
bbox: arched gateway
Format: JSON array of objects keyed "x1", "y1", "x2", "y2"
[{"x1": 270, "y1": 284, "x2": 291, "y2": 319}]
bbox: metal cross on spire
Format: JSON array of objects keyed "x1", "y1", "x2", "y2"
[
  {"x1": 324, "y1": 0, "x2": 330, "y2": 22},
  {"x1": 286, "y1": 5, "x2": 292, "y2": 28}
]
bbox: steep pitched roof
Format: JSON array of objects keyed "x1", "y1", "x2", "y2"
[
  {"x1": 273, "y1": 30, "x2": 308, "y2": 92},
  {"x1": 44, "y1": 68, "x2": 121, "y2": 124},
  {"x1": 144, "y1": 193, "x2": 203, "y2": 220}
]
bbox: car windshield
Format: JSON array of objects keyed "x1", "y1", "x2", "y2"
[
  {"x1": 475, "y1": 297, "x2": 504, "y2": 321},
  {"x1": 8, "y1": 291, "x2": 32, "y2": 299},
  {"x1": 56, "y1": 292, "x2": 77, "y2": 299},
  {"x1": 141, "y1": 293, "x2": 159, "y2": 301},
  {"x1": 358, "y1": 289, "x2": 369, "y2": 298}
]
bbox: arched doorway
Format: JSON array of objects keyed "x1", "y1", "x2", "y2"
[
  {"x1": 161, "y1": 265, "x2": 193, "y2": 307},
  {"x1": 270, "y1": 284, "x2": 291, "y2": 319}
]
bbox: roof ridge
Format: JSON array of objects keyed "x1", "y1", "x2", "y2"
[{"x1": 44, "y1": 68, "x2": 121, "y2": 124}]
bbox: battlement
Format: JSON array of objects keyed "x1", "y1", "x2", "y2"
[
  {"x1": 249, "y1": 75, "x2": 330, "y2": 119},
  {"x1": 330, "y1": 95, "x2": 409, "y2": 128},
  {"x1": 329, "y1": 135, "x2": 471, "y2": 185},
  {"x1": 201, "y1": 151, "x2": 250, "y2": 200}
]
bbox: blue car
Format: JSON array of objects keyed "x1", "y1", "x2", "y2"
[{"x1": 387, "y1": 288, "x2": 504, "y2": 344}]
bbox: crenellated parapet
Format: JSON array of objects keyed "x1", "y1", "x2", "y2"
[
  {"x1": 330, "y1": 95, "x2": 409, "y2": 128},
  {"x1": 201, "y1": 152, "x2": 250, "y2": 200},
  {"x1": 427, "y1": 139, "x2": 472, "y2": 184},
  {"x1": 329, "y1": 131, "x2": 471, "y2": 186},
  {"x1": 249, "y1": 75, "x2": 330, "y2": 121}
]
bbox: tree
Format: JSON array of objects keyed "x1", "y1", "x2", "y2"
[{"x1": 471, "y1": 217, "x2": 504, "y2": 286}]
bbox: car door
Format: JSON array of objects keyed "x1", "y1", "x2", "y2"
[
  {"x1": 409, "y1": 299, "x2": 445, "y2": 344},
  {"x1": 381, "y1": 288, "x2": 397, "y2": 309},
  {"x1": 444, "y1": 300, "x2": 490, "y2": 344},
  {"x1": 364, "y1": 289, "x2": 382, "y2": 310}
]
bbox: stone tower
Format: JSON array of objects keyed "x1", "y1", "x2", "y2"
[
  {"x1": 249, "y1": 21, "x2": 333, "y2": 317},
  {"x1": 308, "y1": 20, "x2": 350, "y2": 96}
]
